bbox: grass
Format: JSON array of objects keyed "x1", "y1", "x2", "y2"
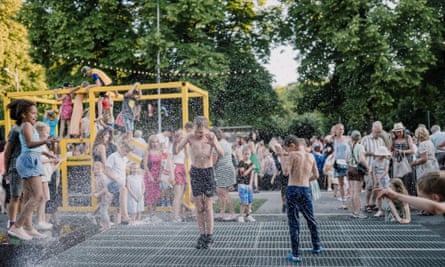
[{"x1": 213, "y1": 198, "x2": 267, "y2": 213}]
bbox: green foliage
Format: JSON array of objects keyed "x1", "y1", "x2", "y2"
[
  {"x1": 282, "y1": 0, "x2": 443, "y2": 132},
  {"x1": 17, "y1": 0, "x2": 282, "y2": 129},
  {"x1": 0, "y1": 0, "x2": 47, "y2": 95}
]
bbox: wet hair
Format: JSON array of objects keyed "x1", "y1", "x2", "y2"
[
  {"x1": 284, "y1": 135, "x2": 305, "y2": 147},
  {"x1": 210, "y1": 127, "x2": 223, "y2": 141},
  {"x1": 416, "y1": 171, "x2": 445, "y2": 201},
  {"x1": 193, "y1": 116, "x2": 209, "y2": 129},
  {"x1": 185, "y1": 121, "x2": 193, "y2": 130},
  {"x1": 7, "y1": 99, "x2": 36, "y2": 125},
  {"x1": 390, "y1": 178, "x2": 408, "y2": 195}
]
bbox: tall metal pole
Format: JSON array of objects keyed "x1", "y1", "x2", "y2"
[
  {"x1": 156, "y1": 0, "x2": 162, "y2": 133},
  {"x1": 14, "y1": 67, "x2": 19, "y2": 92}
]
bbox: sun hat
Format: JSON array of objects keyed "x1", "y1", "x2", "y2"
[
  {"x1": 81, "y1": 66, "x2": 91, "y2": 77},
  {"x1": 392, "y1": 122, "x2": 405, "y2": 132},
  {"x1": 374, "y1": 146, "x2": 391, "y2": 157}
]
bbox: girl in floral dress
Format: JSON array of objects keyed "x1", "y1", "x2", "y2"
[{"x1": 143, "y1": 135, "x2": 162, "y2": 221}]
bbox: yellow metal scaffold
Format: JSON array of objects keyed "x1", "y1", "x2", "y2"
[{"x1": 1, "y1": 81, "x2": 208, "y2": 212}]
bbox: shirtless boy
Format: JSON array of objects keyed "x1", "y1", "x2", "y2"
[
  {"x1": 175, "y1": 116, "x2": 223, "y2": 249},
  {"x1": 282, "y1": 135, "x2": 322, "y2": 263}
]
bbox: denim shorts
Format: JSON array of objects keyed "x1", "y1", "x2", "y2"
[
  {"x1": 16, "y1": 152, "x2": 44, "y2": 179},
  {"x1": 238, "y1": 184, "x2": 253, "y2": 204},
  {"x1": 123, "y1": 117, "x2": 134, "y2": 133}
]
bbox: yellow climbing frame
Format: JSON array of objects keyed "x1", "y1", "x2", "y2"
[{"x1": 1, "y1": 81, "x2": 208, "y2": 212}]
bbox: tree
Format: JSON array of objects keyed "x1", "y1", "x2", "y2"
[
  {"x1": 20, "y1": 0, "x2": 139, "y2": 86},
  {"x1": 282, "y1": 0, "x2": 441, "y2": 131},
  {"x1": 0, "y1": 0, "x2": 47, "y2": 95}
]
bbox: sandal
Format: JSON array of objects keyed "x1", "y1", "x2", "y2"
[{"x1": 366, "y1": 205, "x2": 376, "y2": 213}]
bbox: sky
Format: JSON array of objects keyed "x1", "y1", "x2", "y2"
[
  {"x1": 263, "y1": 0, "x2": 299, "y2": 87},
  {"x1": 263, "y1": 45, "x2": 299, "y2": 87}
]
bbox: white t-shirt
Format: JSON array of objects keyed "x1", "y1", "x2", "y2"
[{"x1": 105, "y1": 151, "x2": 128, "y2": 185}]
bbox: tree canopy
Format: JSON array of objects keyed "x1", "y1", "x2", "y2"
[{"x1": 282, "y1": 0, "x2": 444, "y2": 132}]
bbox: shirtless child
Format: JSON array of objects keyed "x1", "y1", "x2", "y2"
[
  {"x1": 175, "y1": 116, "x2": 223, "y2": 249},
  {"x1": 282, "y1": 135, "x2": 322, "y2": 263}
]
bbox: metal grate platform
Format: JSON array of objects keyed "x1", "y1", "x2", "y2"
[{"x1": 38, "y1": 220, "x2": 445, "y2": 266}]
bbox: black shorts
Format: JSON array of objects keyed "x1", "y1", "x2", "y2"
[{"x1": 190, "y1": 166, "x2": 216, "y2": 197}]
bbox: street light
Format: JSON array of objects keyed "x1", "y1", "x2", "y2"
[
  {"x1": 3, "y1": 67, "x2": 19, "y2": 92},
  {"x1": 156, "y1": 0, "x2": 162, "y2": 133}
]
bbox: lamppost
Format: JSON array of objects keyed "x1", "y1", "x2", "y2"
[
  {"x1": 156, "y1": 0, "x2": 162, "y2": 133},
  {"x1": 3, "y1": 67, "x2": 19, "y2": 92}
]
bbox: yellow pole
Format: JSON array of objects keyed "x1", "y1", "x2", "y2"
[{"x1": 180, "y1": 82, "x2": 195, "y2": 210}]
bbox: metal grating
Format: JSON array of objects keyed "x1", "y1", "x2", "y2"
[{"x1": 39, "y1": 219, "x2": 445, "y2": 267}]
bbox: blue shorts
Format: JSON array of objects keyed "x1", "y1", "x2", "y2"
[
  {"x1": 16, "y1": 152, "x2": 44, "y2": 179},
  {"x1": 238, "y1": 184, "x2": 253, "y2": 205}
]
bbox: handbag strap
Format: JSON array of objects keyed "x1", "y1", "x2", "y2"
[{"x1": 351, "y1": 144, "x2": 359, "y2": 165}]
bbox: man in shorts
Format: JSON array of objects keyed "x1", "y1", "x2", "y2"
[{"x1": 175, "y1": 116, "x2": 223, "y2": 249}]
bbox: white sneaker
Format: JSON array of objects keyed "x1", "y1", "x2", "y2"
[
  {"x1": 24, "y1": 228, "x2": 46, "y2": 239},
  {"x1": 327, "y1": 188, "x2": 332, "y2": 192},
  {"x1": 352, "y1": 212, "x2": 368, "y2": 219},
  {"x1": 35, "y1": 222, "x2": 53, "y2": 230},
  {"x1": 8, "y1": 225, "x2": 33, "y2": 241},
  {"x1": 237, "y1": 216, "x2": 245, "y2": 223},
  {"x1": 245, "y1": 215, "x2": 256, "y2": 222}
]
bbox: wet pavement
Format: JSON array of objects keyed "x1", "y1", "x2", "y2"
[{"x1": 1, "y1": 191, "x2": 444, "y2": 266}]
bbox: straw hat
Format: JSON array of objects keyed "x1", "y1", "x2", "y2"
[
  {"x1": 374, "y1": 146, "x2": 391, "y2": 157},
  {"x1": 392, "y1": 122, "x2": 405, "y2": 132}
]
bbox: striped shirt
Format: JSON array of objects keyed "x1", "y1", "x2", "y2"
[{"x1": 361, "y1": 134, "x2": 385, "y2": 170}]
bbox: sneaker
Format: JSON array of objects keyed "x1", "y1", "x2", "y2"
[
  {"x1": 287, "y1": 253, "x2": 302, "y2": 263},
  {"x1": 237, "y1": 216, "x2": 245, "y2": 223},
  {"x1": 327, "y1": 188, "x2": 332, "y2": 192},
  {"x1": 205, "y1": 234, "x2": 214, "y2": 248},
  {"x1": 8, "y1": 226, "x2": 33, "y2": 241},
  {"x1": 245, "y1": 215, "x2": 256, "y2": 222},
  {"x1": 312, "y1": 246, "x2": 323, "y2": 253},
  {"x1": 24, "y1": 228, "x2": 46, "y2": 239},
  {"x1": 374, "y1": 211, "x2": 383, "y2": 217},
  {"x1": 35, "y1": 222, "x2": 53, "y2": 230},
  {"x1": 352, "y1": 212, "x2": 368, "y2": 219},
  {"x1": 196, "y1": 234, "x2": 207, "y2": 249}
]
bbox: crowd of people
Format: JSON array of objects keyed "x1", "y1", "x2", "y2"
[{"x1": 1, "y1": 66, "x2": 444, "y2": 262}]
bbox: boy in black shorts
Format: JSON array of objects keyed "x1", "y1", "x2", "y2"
[{"x1": 175, "y1": 116, "x2": 223, "y2": 249}]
